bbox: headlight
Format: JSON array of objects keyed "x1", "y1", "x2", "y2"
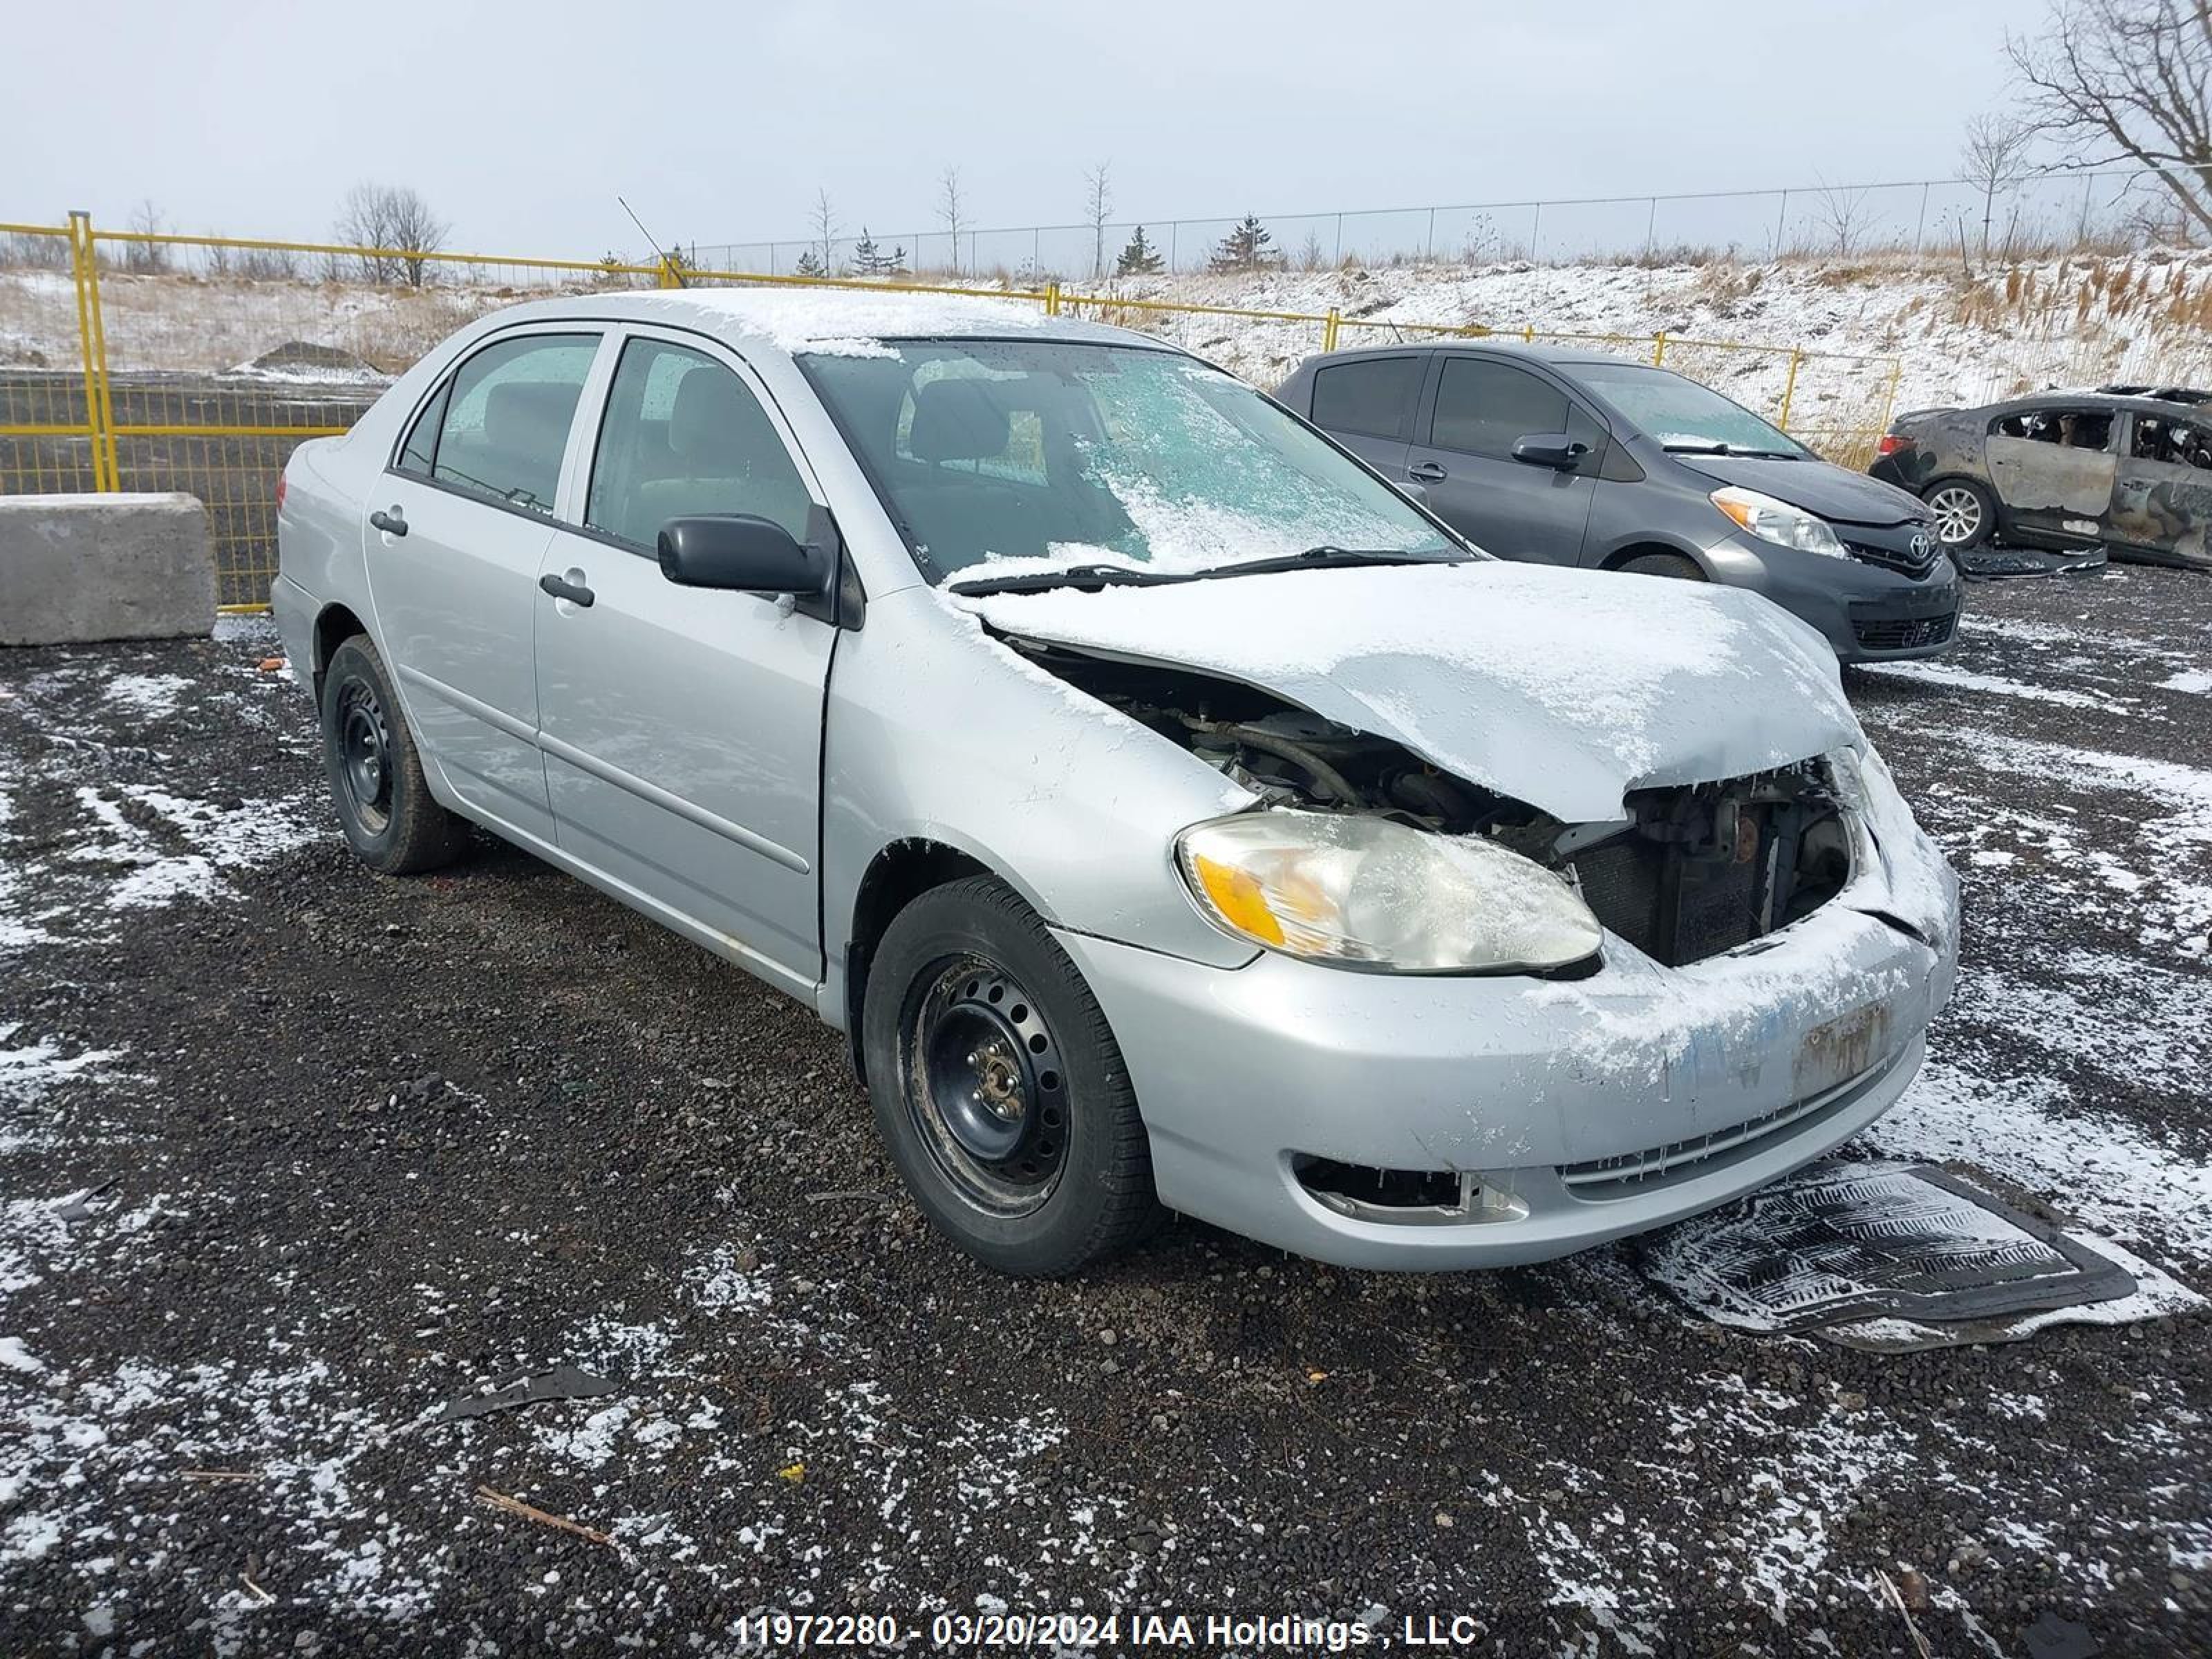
[
  {"x1": 1176, "y1": 811, "x2": 1602, "y2": 973},
  {"x1": 1710, "y1": 485, "x2": 1847, "y2": 558}
]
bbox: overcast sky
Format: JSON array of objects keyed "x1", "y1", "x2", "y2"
[{"x1": 13, "y1": 0, "x2": 2029, "y2": 256}]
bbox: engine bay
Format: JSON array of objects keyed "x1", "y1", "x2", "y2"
[{"x1": 1013, "y1": 639, "x2": 1855, "y2": 966}]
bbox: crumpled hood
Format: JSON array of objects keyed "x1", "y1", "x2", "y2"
[
  {"x1": 966, "y1": 561, "x2": 1861, "y2": 823},
  {"x1": 1673, "y1": 453, "x2": 1927, "y2": 527}
]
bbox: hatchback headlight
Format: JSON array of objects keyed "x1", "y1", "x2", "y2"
[
  {"x1": 1710, "y1": 485, "x2": 1847, "y2": 558},
  {"x1": 1176, "y1": 811, "x2": 1602, "y2": 973}
]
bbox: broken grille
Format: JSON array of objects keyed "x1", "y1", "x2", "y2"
[{"x1": 1565, "y1": 765, "x2": 1849, "y2": 968}]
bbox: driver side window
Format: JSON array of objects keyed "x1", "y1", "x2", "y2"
[
  {"x1": 1430, "y1": 359, "x2": 1570, "y2": 458},
  {"x1": 586, "y1": 339, "x2": 814, "y2": 552}
]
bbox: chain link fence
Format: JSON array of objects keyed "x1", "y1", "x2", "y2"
[{"x1": 693, "y1": 170, "x2": 2166, "y2": 282}]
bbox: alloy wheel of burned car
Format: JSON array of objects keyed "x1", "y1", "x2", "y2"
[{"x1": 1925, "y1": 480, "x2": 1993, "y2": 550}]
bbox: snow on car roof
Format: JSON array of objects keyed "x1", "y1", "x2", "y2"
[{"x1": 570, "y1": 287, "x2": 1145, "y2": 357}]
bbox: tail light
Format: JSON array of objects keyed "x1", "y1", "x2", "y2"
[
  {"x1": 275, "y1": 473, "x2": 288, "y2": 512},
  {"x1": 1876, "y1": 434, "x2": 1913, "y2": 457}
]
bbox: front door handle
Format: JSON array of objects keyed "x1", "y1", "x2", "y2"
[
  {"x1": 538, "y1": 572, "x2": 594, "y2": 608},
  {"x1": 369, "y1": 507, "x2": 408, "y2": 537},
  {"x1": 1408, "y1": 460, "x2": 1448, "y2": 484}
]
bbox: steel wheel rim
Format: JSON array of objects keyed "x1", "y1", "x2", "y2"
[
  {"x1": 336, "y1": 679, "x2": 394, "y2": 834},
  {"x1": 902, "y1": 956, "x2": 1069, "y2": 1217},
  {"x1": 1928, "y1": 485, "x2": 1983, "y2": 546}
]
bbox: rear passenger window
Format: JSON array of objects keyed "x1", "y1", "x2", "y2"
[
  {"x1": 1430, "y1": 358, "x2": 1571, "y2": 458},
  {"x1": 431, "y1": 334, "x2": 597, "y2": 514},
  {"x1": 396, "y1": 379, "x2": 449, "y2": 476},
  {"x1": 586, "y1": 339, "x2": 814, "y2": 550},
  {"x1": 1311, "y1": 357, "x2": 1422, "y2": 442},
  {"x1": 2129, "y1": 413, "x2": 2212, "y2": 471}
]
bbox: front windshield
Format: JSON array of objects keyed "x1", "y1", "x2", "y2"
[
  {"x1": 799, "y1": 340, "x2": 1456, "y2": 581},
  {"x1": 1575, "y1": 362, "x2": 1809, "y2": 458}
]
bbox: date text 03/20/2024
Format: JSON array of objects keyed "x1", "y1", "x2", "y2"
[{"x1": 744, "y1": 1611, "x2": 1497, "y2": 1649}]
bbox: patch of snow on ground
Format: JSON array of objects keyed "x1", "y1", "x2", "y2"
[
  {"x1": 100, "y1": 673, "x2": 195, "y2": 720},
  {"x1": 1859, "y1": 658, "x2": 2135, "y2": 715}
]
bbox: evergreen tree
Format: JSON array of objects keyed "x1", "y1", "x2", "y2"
[
  {"x1": 1209, "y1": 214, "x2": 1277, "y2": 273},
  {"x1": 1114, "y1": 225, "x2": 1165, "y2": 276},
  {"x1": 850, "y1": 227, "x2": 909, "y2": 278},
  {"x1": 794, "y1": 248, "x2": 826, "y2": 278}
]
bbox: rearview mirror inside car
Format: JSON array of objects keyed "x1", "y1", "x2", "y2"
[
  {"x1": 1512, "y1": 433, "x2": 1590, "y2": 470},
  {"x1": 657, "y1": 514, "x2": 828, "y2": 596}
]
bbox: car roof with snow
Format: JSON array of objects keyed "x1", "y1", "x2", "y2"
[
  {"x1": 1304, "y1": 339, "x2": 1654, "y2": 370},
  {"x1": 502, "y1": 287, "x2": 1155, "y2": 357}
]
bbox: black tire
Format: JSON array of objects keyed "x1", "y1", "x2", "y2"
[
  {"x1": 862, "y1": 875, "x2": 1161, "y2": 1276},
  {"x1": 1924, "y1": 478, "x2": 1996, "y2": 552},
  {"x1": 1617, "y1": 551, "x2": 1705, "y2": 580},
  {"x1": 319, "y1": 635, "x2": 468, "y2": 875}
]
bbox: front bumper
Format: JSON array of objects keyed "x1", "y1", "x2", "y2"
[
  {"x1": 1709, "y1": 534, "x2": 1962, "y2": 662},
  {"x1": 1060, "y1": 804, "x2": 1960, "y2": 1271}
]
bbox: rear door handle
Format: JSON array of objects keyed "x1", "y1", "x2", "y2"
[
  {"x1": 369, "y1": 507, "x2": 408, "y2": 537},
  {"x1": 538, "y1": 572, "x2": 594, "y2": 608},
  {"x1": 1407, "y1": 460, "x2": 1447, "y2": 483}
]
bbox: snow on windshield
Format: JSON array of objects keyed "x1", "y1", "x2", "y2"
[{"x1": 800, "y1": 343, "x2": 1448, "y2": 580}]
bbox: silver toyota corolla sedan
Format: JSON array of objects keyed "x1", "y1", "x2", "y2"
[{"x1": 272, "y1": 289, "x2": 1960, "y2": 1277}]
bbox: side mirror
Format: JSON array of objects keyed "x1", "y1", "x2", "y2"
[
  {"x1": 1393, "y1": 478, "x2": 1432, "y2": 507},
  {"x1": 1512, "y1": 433, "x2": 1591, "y2": 471},
  {"x1": 657, "y1": 514, "x2": 827, "y2": 597}
]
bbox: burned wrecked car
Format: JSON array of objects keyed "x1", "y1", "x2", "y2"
[
  {"x1": 274, "y1": 290, "x2": 1960, "y2": 1277},
  {"x1": 1873, "y1": 389, "x2": 2212, "y2": 574}
]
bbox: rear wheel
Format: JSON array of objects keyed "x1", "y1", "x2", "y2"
[
  {"x1": 319, "y1": 635, "x2": 468, "y2": 874},
  {"x1": 1617, "y1": 551, "x2": 1705, "y2": 580},
  {"x1": 862, "y1": 876, "x2": 1161, "y2": 1276},
  {"x1": 1924, "y1": 479, "x2": 1995, "y2": 551}
]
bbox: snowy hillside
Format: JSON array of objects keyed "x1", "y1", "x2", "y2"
[{"x1": 6, "y1": 246, "x2": 2211, "y2": 458}]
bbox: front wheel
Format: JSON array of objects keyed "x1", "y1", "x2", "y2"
[
  {"x1": 1617, "y1": 551, "x2": 1706, "y2": 580},
  {"x1": 1924, "y1": 478, "x2": 1996, "y2": 551},
  {"x1": 862, "y1": 876, "x2": 1161, "y2": 1276}
]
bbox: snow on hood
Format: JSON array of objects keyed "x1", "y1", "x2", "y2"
[{"x1": 966, "y1": 561, "x2": 1861, "y2": 823}]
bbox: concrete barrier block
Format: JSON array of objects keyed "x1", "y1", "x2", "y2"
[{"x1": 0, "y1": 493, "x2": 216, "y2": 647}]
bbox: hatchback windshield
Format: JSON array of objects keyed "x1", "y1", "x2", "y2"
[
  {"x1": 1575, "y1": 362, "x2": 1809, "y2": 458},
  {"x1": 800, "y1": 340, "x2": 1456, "y2": 581}
]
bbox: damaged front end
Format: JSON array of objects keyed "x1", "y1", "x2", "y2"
[{"x1": 1009, "y1": 637, "x2": 1859, "y2": 973}]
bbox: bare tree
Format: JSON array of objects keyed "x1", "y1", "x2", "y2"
[
  {"x1": 1083, "y1": 160, "x2": 1113, "y2": 279},
  {"x1": 334, "y1": 182, "x2": 449, "y2": 286},
  {"x1": 1960, "y1": 113, "x2": 2038, "y2": 262},
  {"x1": 811, "y1": 187, "x2": 840, "y2": 275},
  {"x1": 937, "y1": 165, "x2": 967, "y2": 276},
  {"x1": 2009, "y1": 0, "x2": 2212, "y2": 244},
  {"x1": 1808, "y1": 180, "x2": 1875, "y2": 256},
  {"x1": 125, "y1": 199, "x2": 169, "y2": 273}
]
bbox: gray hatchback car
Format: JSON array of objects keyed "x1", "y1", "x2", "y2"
[
  {"x1": 1282, "y1": 344, "x2": 1963, "y2": 660},
  {"x1": 274, "y1": 291, "x2": 1958, "y2": 1279}
]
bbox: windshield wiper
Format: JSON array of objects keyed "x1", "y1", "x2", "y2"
[
  {"x1": 1192, "y1": 545, "x2": 1464, "y2": 581},
  {"x1": 945, "y1": 563, "x2": 1192, "y2": 598},
  {"x1": 1662, "y1": 441, "x2": 1801, "y2": 459}
]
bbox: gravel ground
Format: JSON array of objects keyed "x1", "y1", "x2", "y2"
[{"x1": 1, "y1": 570, "x2": 2209, "y2": 1656}]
